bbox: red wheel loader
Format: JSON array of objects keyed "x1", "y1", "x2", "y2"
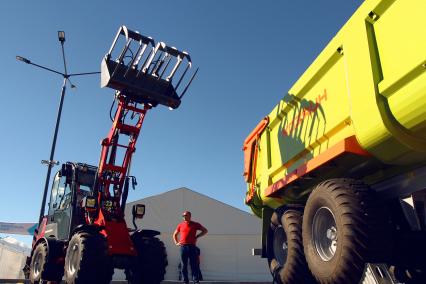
[{"x1": 23, "y1": 26, "x2": 198, "y2": 284}]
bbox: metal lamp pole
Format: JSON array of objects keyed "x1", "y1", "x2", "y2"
[{"x1": 16, "y1": 31, "x2": 100, "y2": 225}]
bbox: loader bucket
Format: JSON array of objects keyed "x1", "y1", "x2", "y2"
[{"x1": 101, "y1": 26, "x2": 197, "y2": 109}]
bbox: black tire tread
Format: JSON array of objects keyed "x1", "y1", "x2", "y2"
[
  {"x1": 30, "y1": 241, "x2": 48, "y2": 284},
  {"x1": 268, "y1": 208, "x2": 315, "y2": 284},
  {"x1": 303, "y1": 178, "x2": 391, "y2": 284},
  {"x1": 64, "y1": 231, "x2": 113, "y2": 284},
  {"x1": 126, "y1": 235, "x2": 168, "y2": 284}
]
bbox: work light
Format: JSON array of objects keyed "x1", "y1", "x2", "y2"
[
  {"x1": 82, "y1": 196, "x2": 97, "y2": 210},
  {"x1": 132, "y1": 204, "x2": 145, "y2": 219}
]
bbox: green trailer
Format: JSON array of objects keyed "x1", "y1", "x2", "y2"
[{"x1": 243, "y1": 0, "x2": 426, "y2": 283}]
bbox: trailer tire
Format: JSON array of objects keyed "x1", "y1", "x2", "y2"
[
  {"x1": 267, "y1": 207, "x2": 315, "y2": 284},
  {"x1": 126, "y1": 235, "x2": 168, "y2": 284},
  {"x1": 64, "y1": 231, "x2": 113, "y2": 284},
  {"x1": 391, "y1": 266, "x2": 426, "y2": 284},
  {"x1": 303, "y1": 178, "x2": 390, "y2": 284}
]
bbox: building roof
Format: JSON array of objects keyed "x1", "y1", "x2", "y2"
[
  {"x1": 0, "y1": 236, "x2": 31, "y2": 254},
  {"x1": 125, "y1": 187, "x2": 261, "y2": 235}
]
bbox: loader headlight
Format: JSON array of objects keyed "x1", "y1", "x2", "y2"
[{"x1": 132, "y1": 204, "x2": 145, "y2": 219}]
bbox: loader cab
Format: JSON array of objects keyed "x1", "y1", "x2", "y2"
[{"x1": 45, "y1": 162, "x2": 96, "y2": 240}]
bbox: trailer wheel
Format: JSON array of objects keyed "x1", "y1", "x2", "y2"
[
  {"x1": 391, "y1": 266, "x2": 426, "y2": 284},
  {"x1": 64, "y1": 231, "x2": 113, "y2": 284},
  {"x1": 267, "y1": 207, "x2": 315, "y2": 284},
  {"x1": 29, "y1": 241, "x2": 48, "y2": 284},
  {"x1": 126, "y1": 235, "x2": 168, "y2": 284},
  {"x1": 303, "y1": 179, "x2": 389, "y2": 284}
]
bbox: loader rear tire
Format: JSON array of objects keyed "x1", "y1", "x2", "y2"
[
  {"x1": 126, "y1": 235, "x2": 168, "y2": 284},
  {"x1": 267, "y1": 207, "x2": 315, "y2": 284},
  {"x1": 303, "y1": 179, "x2": 390, "y2": 284},
  {"x1": 64, "y1": 231, "x2": 113, "y2": 284}
]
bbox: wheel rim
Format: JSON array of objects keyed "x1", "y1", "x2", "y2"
[
  {"x1": 32, "y1": 250, "x2": 42, "y2": 278},
  {"x1": 312, "y1": 206, "x2": 338, "y2": 261},
  {"x1": 273, "y1": 226, "x2": 288, "y2": 266},
  {"x1": 67, "y1": 243, "x2": 79, "y2": 276}
]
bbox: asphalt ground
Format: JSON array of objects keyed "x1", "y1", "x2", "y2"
[{"x1": 0, "y1": 280, "x2": 271, "y2": 284}]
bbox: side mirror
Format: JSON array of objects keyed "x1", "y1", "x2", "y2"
[{"x1": 132, "y1": 204, "x2": 145, "y2": 219}]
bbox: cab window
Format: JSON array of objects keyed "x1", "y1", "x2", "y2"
[
  {"x1": 48, "y1": 173, "x2": 67, "y2": 214},
  {"x1": 77, "y1": 185, "x2": 90, "y2": 203},
  {"x1": 48, "y1": 173, "x2": 73, "y2": 214},
  {"x1": 58, "y1": 182, "x2": 72, "y2": 210}
]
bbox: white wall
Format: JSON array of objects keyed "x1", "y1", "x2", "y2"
[
  {"x1": 113, "y1": 233, "x2": 271, "y2": 281},
  {"x1": 0, "y1": 241, "x2": 28, "y2": 279},
  {"x1": 117, "y1": 188, "x2": 272, "y2": 281},
  {"x1": 160, "y1": 234, "x2": 271, "y2": 281}
]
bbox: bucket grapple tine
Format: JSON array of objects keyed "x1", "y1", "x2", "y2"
[{"x1": 179, "y1": 67, "x2": 199, "y2": 99}]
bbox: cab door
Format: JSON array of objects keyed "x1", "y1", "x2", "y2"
[{"x1": 47, "y1": 173, "x2": 73, "y2": 240}]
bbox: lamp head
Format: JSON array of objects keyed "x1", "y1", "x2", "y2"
[
  {"x1": 16, "y1": 56, "x2": 31, "y2": 64},
  {"x1": 58, "y1": 31, "x2": 65, "y2": 42}
]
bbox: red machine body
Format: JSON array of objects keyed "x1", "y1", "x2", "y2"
[{"x1": 94, "y1": 96, "x2": 150, "y2": 255}]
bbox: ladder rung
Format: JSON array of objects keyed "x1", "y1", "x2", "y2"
[
  {"x1": 103, "y1": 164, "x2": 126, "y2": 174},
  {"x1": 112, "y1": 143, "x2": 130, "y2": 149},
  {"x1": 123, "y1": 104, "x2": 147, "y2": 114},
  {"x1": 117, "y1": 123, "x2": 140, "y2": 135},
  {"x1": 97, "y1": 177, "x2": 121, "y2": 186}
]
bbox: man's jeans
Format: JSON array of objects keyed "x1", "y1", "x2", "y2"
[{"x1": 180, "y1": 244, "x2": 199, "y2": 283}]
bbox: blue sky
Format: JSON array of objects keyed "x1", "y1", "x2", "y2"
[{"x1": 0, "y1": 0, "x2": 362, "y2": 244}]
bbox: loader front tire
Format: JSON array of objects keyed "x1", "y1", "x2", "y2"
[
  {"x1": 126, "y1": 235, "x2": 168, "y2": 284},
  {"x1": 29, "y1": 241, "x2": 48, "y2": 284},
  {"x1": 303, "y1": 179, "x2": 390, "y2": 284},
  {"x1": 267, "y1": 207, "x2": 315, "y2": 284},
  {"x1": 64, "y1": 231, "x2": 113, "y2": 284}
]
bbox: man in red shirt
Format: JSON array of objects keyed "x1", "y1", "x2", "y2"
[{"x1": 173, "y1": 211, "x2": 208, "y2": 284}]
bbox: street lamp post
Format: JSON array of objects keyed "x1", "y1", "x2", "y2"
[{"x1": 16, "y1": 31, "x2": 100, "y2": 225}]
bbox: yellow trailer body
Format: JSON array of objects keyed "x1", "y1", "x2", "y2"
[{"x1": 244, "y1": 0, "x2": 426, "y2": 217}]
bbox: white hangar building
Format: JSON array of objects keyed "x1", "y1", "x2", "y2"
[
  {"x1": 0, "y1": 236, "x2": 31, "y2": 279},
  {"x1": 118, "y1": 187, "x2": 271, "y2": 282}
]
